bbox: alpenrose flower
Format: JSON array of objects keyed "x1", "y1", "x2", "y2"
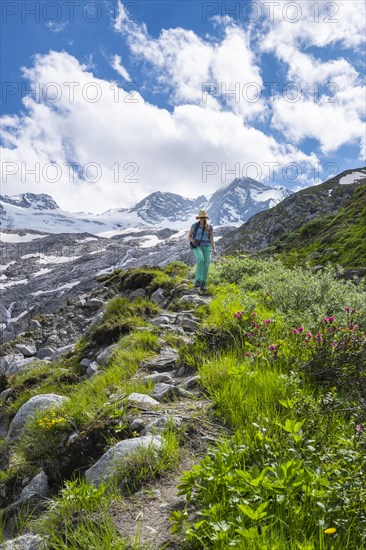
[{"x1": 355, "y1": 425, "x2": 364, "y2": 432}]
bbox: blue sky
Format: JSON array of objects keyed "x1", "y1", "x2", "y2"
[{"x1": 1, "y1": 0, "x2": 365, "y2": 212}]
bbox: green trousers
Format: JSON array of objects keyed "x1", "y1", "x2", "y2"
[{"x1": 192, "y1": 245, "x2": 211, "y2": 284}]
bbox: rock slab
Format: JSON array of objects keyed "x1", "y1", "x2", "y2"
[{"x1": 85, "y1": 435, "x2": 163, "y2": 487}]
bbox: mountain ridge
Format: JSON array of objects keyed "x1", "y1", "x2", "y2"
[{"x1": 0, "y1": 178, "x2": 291, "y2": 234}]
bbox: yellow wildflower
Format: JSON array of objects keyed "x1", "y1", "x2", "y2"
[{"x1": 324, "y1": 527, "x2": 336, "y2": 535}]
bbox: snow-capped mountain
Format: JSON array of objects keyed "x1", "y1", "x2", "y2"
[
  {"x1": 0, "y1": 193, "x2": 59, "y2": 211},
  {"x1": 130, "y1": 192, "x2": 207, "y2": 224},
  {"x1": 0, "y1": 177, "x2": 292, "y2": 234},
  {"x1": 206, "y1": 178, "x2": 292, "y2": 226}
]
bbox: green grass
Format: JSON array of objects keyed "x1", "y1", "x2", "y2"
[
  {"x1": 170, "y1": 259, "x2": 366, "y2": 549},
  {"x1": 274, "y1": 185, "x2": 366, "y2": 269}
]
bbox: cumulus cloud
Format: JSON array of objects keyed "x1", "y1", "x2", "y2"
[
  {"x1": 113, "y1": 0, "x2": 267, "y2": 120},
  {"x1": 256, "y1": 0, "x2": 366, "y2": 156},
  {"x1": 0, "y1": 51, "x2": 318, "y2": 213}
]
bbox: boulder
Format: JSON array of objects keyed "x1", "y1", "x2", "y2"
[
  {"x1": 6, "y1": 394, "x2": 69, "y2": 444},
  {"x1": 178, "y1": 295, "x2": 207, "y2": 307},
  {"x1": 79, "y1": 358, "x2": 91, "y2": 368},
  {"x1": 0, "y1": 355, "x2": 23, "y2": 372},
  {"x1": 50, "y1": 344, "x2": 75, "y2": 362},
  {"x1": 141, "y1": 416, "x2": 181, "y2": 436},
  {"x1": 36, "y1": 347, "x2": 55, "y2": 360},
  {"x1": 96, "y1": 344, "x2": 119, "y2": 366},
  {"x1": 84, "y1": 298, "x2": 104, "y2": 308},
  {"x1": 151, "y1": 316, "x2": 172, "y2": 326},
  {"x1": 150, "y1": 288, "x2": 165, "y2": 306},
  {"x1": 0, "y1": 534, "x2": 45, "y2": 549},
  {"x1": 151, "y1": 383, "x2": 180, "y2": 402},
  {"x1": 6, "y1": 358, "x2": 38, "y2": 377},
  {"x1": 19, "y1": 471, "x2": 49, "y2": 502},
  {"x1": 128, "y1": 289, "x2": 146, "y2": 299},
  {"x1": 85, "y1": 435, "x2": 163, "y2": 487},
  {"x1": 181, "y1": 375, "x2": 201, "y2": 389},
  {"x1": 83, "y1": 311, "x2": 104, "y2": 337},
  {"x1": 143, "y1": 348, "x2": 179, "y2": 372},
  {"x1": 86, "y1": 362, "x2": 99, "y2": 377},
  {"x1": 14, "y1": 344, "x2": 36, "y2": 357},
  {"x1": 130, "y1": 418, "x2": 145, "y2": 432},
  {"x1": 126, "y1": 393, "x2": 160, "y2": 407},
  {"x1": 142, "y1": 373, "x2": 173, "y2": 385}
]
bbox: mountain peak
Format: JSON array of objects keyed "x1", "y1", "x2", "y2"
[{"x1": 1, "y1": 193, "x2": 60, "y2": 210}]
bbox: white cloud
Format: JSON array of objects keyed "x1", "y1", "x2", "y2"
[
  {"x1": 255, "y1": 0, "x2": 366, "y2": 156},
  {"x1": 110, "y1": 54, "x2": 131, "y2": 82},
  {"x1": 113, "y1": 0, "x2": 266, "y2": 120},
  {"x1": 0, "y1": 51, "x2": 318, "y2": 213}
]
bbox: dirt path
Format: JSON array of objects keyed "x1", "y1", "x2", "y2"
[{"x1": 110, "y1": 298, "x2": 229, "y2": 548}]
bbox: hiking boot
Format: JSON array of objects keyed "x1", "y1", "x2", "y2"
[
  {"x1": 194, "y1": 281, "x2": 201, "y2": 287},
  {"x1": 200, "y1": 283, "x2": 207, "y2": 292}
]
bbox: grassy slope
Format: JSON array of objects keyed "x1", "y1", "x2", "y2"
[{"x1": 273, "y1": 185, "x2": 366, "y2": 268}]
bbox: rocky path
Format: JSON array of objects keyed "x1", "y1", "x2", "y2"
[{"x1": 1, "y1": 284, "x2": 228, "y2": 549}]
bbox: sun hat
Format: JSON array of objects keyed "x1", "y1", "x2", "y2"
[{"x1": 196, "y1": 210, "x2": 209, "y2": 219}]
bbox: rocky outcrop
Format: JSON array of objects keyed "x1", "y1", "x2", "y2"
[
  {"x1": 85, "y1": 435, "x2": 163, "y2": 487},
  {"x1": 6, "y1": 394, "x2": 69, "y2": 444},
  {"x1": 222, "y1": 169, "x2": 366, "y2": 252}
]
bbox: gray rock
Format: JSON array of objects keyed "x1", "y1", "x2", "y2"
[
  {"x1": 83, "y1": 311, "x2": 104, "y2": 337},
  {"x1": 178, "y1": 295, "x2": 207, "y2": 307},
  {"x1": 14, "y1": 344, "x2": 36, "y2": 357},
  {"x1": 126, "y1": 393, "x2": 160, "y2": 407},
  {"x1": 84, "y1": 298, "x2": 104, "y2": 308},
  {"x1": 150, "y1": 288, "x2": 165, "y2": 306},
  {"x1": 0, "y1": 354, "x2": 23, "y2": 371},
  {"x1": 85, "y1": 435, "x2": 163, "y2": 487},
  {"x1": 178, "y1": 318, "x2": 200, "y2": 331},
  {"x1": 50, "y1": 344, "x2": 75, "y2": 362},
  {"x1": 130, "y1": 418, "x2": 145, "y2": 432},
  {"x1": 143, "y1": 372, "x2": 173, "y2": 385},
  {"x1": 29, "y1": 319, "x2": 42, "y2": 330},
  {"x1": 86, "y1": 361, "x2": 99, "y2": 377},
  {"x1": 141, "y1": 416, "x2": 181, "y2": 435},
  {"x1": 129, "y1": 289, "x2": 146, "y2": 299},
  {"x1": 6, "y1": 358, "x2": 37, "y2": 376},
  {"x1": 144, "y1": 348, "x2": 179, "y2": 372},
  {"x1": 79, "y1": 358, "x2": 91, "y2": 368},
  {"x1": 19, "y1": 471, "x2": 49, "y2": 502},
  {"x1": 0, "y1": 534, "x2": 45, "y2": 549},
  {"x1": 181, "y1": 375, "x2": 201, "y2": 389},
  {"x1": 151, "y1": 316, "x2": 172, "y2": 326},
  {"x1": 36, "y1": 347, "x2": 55, "y2": 360},
  {"x1": 0, "y1": 388, "x2": 12, "y2": 403},
  {"x1": 96, "y1": 344, "x2": 119, "y2": 366},
  {"x1": 151, "y1": 383, "x2": 180, "y2": 402},
  {"x1": 6, "y1": 394, "x2": 69, "y2": 444},
  {"x1": 174, "y1": 366, "x2": 187, "y2": 377}
]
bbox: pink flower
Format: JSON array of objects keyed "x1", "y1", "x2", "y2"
[
  {"x1": 263, "y1": 319, "x2": 272, "y2": 325},
  {"x1": 349, "y1": 324, "x2": 355, "y2": 331},
  {"x1": 355, "y1": 425, "x2": 364, "y2": 432},
  {"x1": 268, "y1": 344, "x2": 278, "y2": 351},
  {"x1": 297, "y1": 326, "x2": 304, "y2": 333},
  {"x1": 245, "y1": 352, "x2": 251, "y2": 357},
  {"x1": 307, "y1": 332, "x2": 313, "y2": 338},
  {"x1": 246, "y1": 332, "x2": 253, "y2": 337},
  {"x1": 251, "y1": 312, "x2": 257, "y2": 317},
  {"x1": 291, "y1": 328, "x2": 298, "y2": 334},
  {"x1": 345, "y1": 307, "x2": 351, "y2": 313}
]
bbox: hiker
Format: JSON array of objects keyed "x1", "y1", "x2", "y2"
[{"x1": 188, "y1": 210, "x2": 217, "y2": 292}]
